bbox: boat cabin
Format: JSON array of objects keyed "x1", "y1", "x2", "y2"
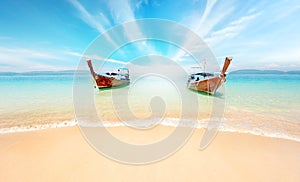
[
  {"x1": 189, "y1": 72, "x2": 215, "y2": 81},
  {"x1": 104, "y1": 68, "x2": 129, "y2": 80}
]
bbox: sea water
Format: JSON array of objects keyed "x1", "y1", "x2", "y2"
[
  {"x1": 223, "y1": 72, "x2": 300, "y2": 141},
  {"x1": 0, "y1": 71, "x2": 299, "y2": 141}
]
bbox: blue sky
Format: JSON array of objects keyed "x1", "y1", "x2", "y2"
[{"x1": 0, "y1": 0, "x2": 299, "y2": 72}]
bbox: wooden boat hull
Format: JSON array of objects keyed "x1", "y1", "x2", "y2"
[
  {"x1": 187, "y1": 76, "x2": 224, "y2": 94},
  {"x1": 94, "y1": 75, "x2": 130, "y2": 88},
  {"x1": 87, "y1": 60, "x2": 130, "y2": 89},
  {"x1": 187, "y1": 57, "x2": 232, "y2": 95}
]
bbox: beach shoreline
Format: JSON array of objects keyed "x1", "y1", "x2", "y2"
[{"x1": 1, "y1": 126, "x2": 299, "y2": 181}]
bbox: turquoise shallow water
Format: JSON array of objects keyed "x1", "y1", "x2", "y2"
[
  {"x1": 0, "y1": 72, "x2": 75, "y2": 127},
  {"x1": 226, "y1": 73, "x2": 300, "y2": 120},
  {"x1": 0, "y1": 71, "x2": 299, "y2": 141},
  {"x1": 223, "y1": 72, "x2": 300, "y2": 141}
]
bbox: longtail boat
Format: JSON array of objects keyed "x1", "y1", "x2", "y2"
[
  {"x1": 86, "y1": 59, "x2": 130, "y2": 89},
  {"x1": 187, "y1": 57, "x2": 232, "y2": 95}
]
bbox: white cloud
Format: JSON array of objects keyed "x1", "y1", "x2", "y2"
[
  {"x1": 264, "y1": 63, "x2": 280, "y2": 68},
  {"x1": 91, "y1": 55, "x2": 127, "y2": 65},
  {"x1": 68, "y1": 0, "x2": 123, "y2": 50},
  {"x1": 196, "y1": 0, "x2": 234, "y2": 37},
  {"x1": 262, "y1": 63, "x2": 300, "y2": 70},
  {"x1": 135, "y1": 0, "x2": 148, "y2": 9},
  {"x1": 107, "y1": 0, "x2": 157, "y2": 54},
  {"x1": 65, "y1": 51, "x2": 127, "y2": 65},
  {"x1": 65, "y1": 51, "x2": 84, "y2": 58},
  {"x1": 68, "y1": 0, "x2": 109, "y2": 33},
  {"x1": 69, "y1": 0, "x2": 300, "y2": 72},
  {"x1": 257, "y1": 47, "x2": 300, "y2": 64},
  {"x1": 107, "y1": 0, "x2": 135, "y2": 24},
  {"x1": 68, "y1": 0, "x2": 157, "y2": 58},
  {"x1": 205, "y1": 12, "x2": 261, "y2": 46},
  {"x1": 268, "y1": 3, "x2": 300, "y2": 23},
  {"x1": 0, "y1": 47, "x2": 61, "y2": 61},
  {"x1": 196, "y1": 0, "x2": 218, "y2": 35},
  {"x1": 174, "y1": 0, "x2": 235, "y2": 63},
  {"x1": 172, "y1": 50, "x2": 189, "y2": 62},
  {"x1": 0, "y1": 47, "x2": 76, "y2": 72},
  {"x1": 105, "y1": 59, "x2": 127, "y2": 65}
]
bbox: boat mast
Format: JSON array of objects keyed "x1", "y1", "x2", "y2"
[
  {"x1": 203, "y1": 59, "x2": 207, "y2": 78},
  {"x1": 221, "y1": 57, "x2": 232, "y2": 77},
  {"x1": 86, "y1": 59, "x2": 96, "y2": 79},
  {"x1": 203, "y1": 59, "x2": 207, "y2": 73}
]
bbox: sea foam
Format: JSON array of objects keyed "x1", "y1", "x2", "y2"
[{"x1": 1, "y1": 118, "x2": 299, "y2": 143}]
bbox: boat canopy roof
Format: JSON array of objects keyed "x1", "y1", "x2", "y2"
[
  {"x1": 192, "y1": 72, "x2": 214, "y2": 77},
  {"x1": 104, "y1": 68, "x2": 129, "y2": 76},
  {"x1": 118, "y1": 68, "x2": 129, "y2": 71}
]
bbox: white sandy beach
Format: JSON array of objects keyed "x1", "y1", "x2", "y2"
[{"x1": 0, "y1": 126, "x2": 299, "y2": 182}]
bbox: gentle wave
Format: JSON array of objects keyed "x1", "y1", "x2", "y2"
[
  {"x1": 0, "y1": 120, "x2": 77, "y2": 134},
  {"x1": 0, "y1": 118, "x2": 299, "y2": 143}
]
